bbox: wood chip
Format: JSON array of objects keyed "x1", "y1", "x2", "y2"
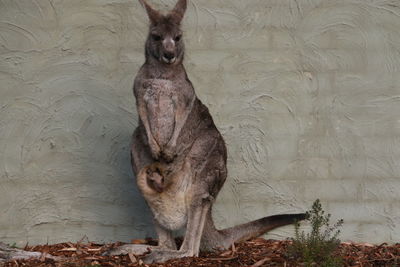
[
  {"x1": 84, "y1": 256, "x2": 99, "y2": 260},
  {"x1": 87, "y1": 248, "x2": 101, "y2": 252},
  {"x1": 250, "y1": 256, "x2": 271, "y2": 267},
  {"x1": 2, "y1": 238, "x2": 399, "y2": 266},
  {"x1": 128, "y1": 253, "x2": 137, "y2": 264},
  {"x1": 208, "y1": 256, "x2": 238, "y2": 261},
  {"x1": 131, "y1": 239, "x2": 147, "y2": 244},
  {"x1": 219, "y1": 250, "x2": 233, "y2": 257},
  {"x1": 39, "y1": 252, "x2": 46, "y2": 262},
  {"x1": 59, "y1": 247, "x2": 77, "y2": 252}
]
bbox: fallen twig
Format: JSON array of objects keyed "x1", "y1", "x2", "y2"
[{"x1": 0, "y1": 243, "x2": 61, "y2": 262}]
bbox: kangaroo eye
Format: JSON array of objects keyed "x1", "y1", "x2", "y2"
[
  {"x1": 151, "y1": 34, "x2": 162, "y2": 41},
  {"x1": 174, "y1": 35, "x2": 182, "y2": 42}
]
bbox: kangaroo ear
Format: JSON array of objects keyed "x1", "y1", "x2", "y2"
[
  {"x1": 170, "y1": 0, "x2": 187, "y2": 24},
  {"x1": 139, "y1": 0, "x2": 161, "y2": 24}
]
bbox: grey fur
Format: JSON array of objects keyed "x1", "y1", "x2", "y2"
[{"x1": 105, "y1": 0, "x2": 306, "y2": 263}]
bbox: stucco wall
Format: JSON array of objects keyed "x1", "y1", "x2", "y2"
[{"x1": 1, "y1": 0, "x2": 400, "y2": 246}]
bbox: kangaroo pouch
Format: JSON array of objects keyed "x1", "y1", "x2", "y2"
[{"x1": 143, "y1": 79, "x2": 177, "y2": 148}]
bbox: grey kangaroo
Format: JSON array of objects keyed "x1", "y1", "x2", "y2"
[{"x1": 106, "y1": 0, "x2": 306, "y2": 263}]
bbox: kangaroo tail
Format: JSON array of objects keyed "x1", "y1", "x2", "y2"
[
  {"x1": 201, "y1": 213, "x2": 307, "y2": 250},
  {"x1": 221, "y1": 213, "x2": 307, "y2": 244}
]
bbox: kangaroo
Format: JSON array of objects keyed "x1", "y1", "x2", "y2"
[{"x1": 105, "y1": 0, "x2": 306, "y2": 263}]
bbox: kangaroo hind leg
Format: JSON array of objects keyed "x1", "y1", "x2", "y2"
[{"x1": 142, "y1": 193, "x2": 212, "y2": 263}]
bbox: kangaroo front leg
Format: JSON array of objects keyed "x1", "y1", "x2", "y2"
[
  {"x1": 142, "y1": 196, "x2": 212, "y2": 263},
  {"x1": 163, "y1": 95, "x2": 195, "y2": 161},
  {"x1": 137, "y1": 101, "x2": 161, "y2": 159}
]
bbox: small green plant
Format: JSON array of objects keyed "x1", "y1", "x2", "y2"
[
  {"x1": 287, "y1": 199, "x2": 344, "y2": 267},
  {"x1": 9, "y1": 243, "x2": 17, "y2": 248}
]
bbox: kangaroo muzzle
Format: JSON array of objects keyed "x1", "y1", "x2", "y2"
[{"x1": 162, "y1": 38, "x2": 176, "y2": 64}]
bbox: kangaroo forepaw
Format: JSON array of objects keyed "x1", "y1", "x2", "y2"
[
  {"x1": 162, "y1": 150, "x2": 177, "y2": 163},
  {"x1": 148, "y1": 138, "x2": 161, "y2": 160},
  {"x1": 162, "y1": 140, "x2": 178, "y2": 162},
  {"x1": 151, "y1": 147, "x2": 161, "y2": 160},
  {"x1": 102, "y1": 244, "x2": 152, "y2": 256}
]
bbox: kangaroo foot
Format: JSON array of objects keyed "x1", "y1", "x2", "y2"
[
  {"x1": 142, "y1": 248, "x2": 192, "y2": 264},
  {"x1": 102, "y1": 244, "x2": 152, "y2": 256}
]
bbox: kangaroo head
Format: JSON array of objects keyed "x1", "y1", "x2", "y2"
[{"x1": 140, "y1": 0, "x2": 187, "y2": 65}]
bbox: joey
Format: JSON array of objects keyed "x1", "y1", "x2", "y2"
[
  {"x1": 106, "y1": 0, "x2": 307, "y2": 263},
  {"x1": 144, "y1": 163, "x2": 168, "y2": 193},
  {"x1": 136, "y1": 161, "x2": 186, "y2": 195}
]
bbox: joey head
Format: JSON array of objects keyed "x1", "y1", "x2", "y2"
[
  {"x1": 105, "y1": 0, "x2": 307, "y2": 263},
  {"x1": 136, "y1": 161, "x2": 181, "y2": 196},
  {"x1": 144, "y1": 163, "x2": 168, "y2": 193}
]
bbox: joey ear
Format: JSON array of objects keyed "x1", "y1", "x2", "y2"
[
  {"x1": 170, "y1": 0, "x2": 187, "y2": 24},
  {"x1": 139, "y1": 0, "x2": 161, "y2": 24}
]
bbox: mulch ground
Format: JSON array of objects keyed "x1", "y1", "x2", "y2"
[{"x1": 2, "y1": 238, "x2": 399, "y2": 267}]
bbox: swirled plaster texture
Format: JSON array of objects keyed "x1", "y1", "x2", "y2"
[{"x1": 1, "y1": 0, "x2": 400, "y2": 246}]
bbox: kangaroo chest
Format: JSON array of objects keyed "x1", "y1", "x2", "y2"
[{"x1": 143, "y1": 79, "x2": 177, "y2": 148}]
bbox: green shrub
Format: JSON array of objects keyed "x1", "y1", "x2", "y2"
[{"x1": 287, "y1": 199, "x2": 344, "y2": 267}]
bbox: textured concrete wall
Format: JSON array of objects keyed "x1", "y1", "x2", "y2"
[{"x1": 1, "y1": 0, "x2": 400, "y2": 246}]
